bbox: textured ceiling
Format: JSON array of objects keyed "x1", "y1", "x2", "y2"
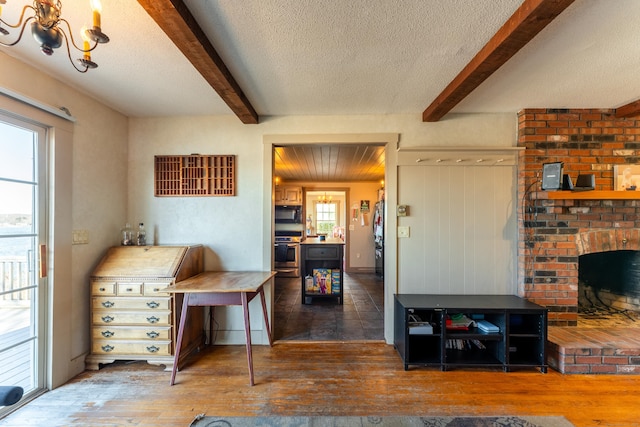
[
  {"x1": 3, "y1": 1, "x2": 640, "y2": 181},
  {"x1": 3, "y1": 0, "x2": 640, "y2": 119}
]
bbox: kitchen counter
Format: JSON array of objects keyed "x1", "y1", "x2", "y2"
[
  {"x1": 301, "y1": 237, "x2": 345, "y2": 245},
  {"x1": 300, "y1": 238, "x2": 344, "y2": 304}
]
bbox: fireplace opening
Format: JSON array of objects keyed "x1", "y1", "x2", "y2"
[{"x1": 578, "y1": 250, "x2": 640, "y2": 327}]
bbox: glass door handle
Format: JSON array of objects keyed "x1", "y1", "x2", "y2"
[{"x1": 39, "y1": 244, "x2": 47, "y2": 278}]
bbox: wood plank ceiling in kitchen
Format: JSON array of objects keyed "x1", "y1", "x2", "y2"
[{"x1": 274, "y1": 145, "x2": 385, "y2": 182}]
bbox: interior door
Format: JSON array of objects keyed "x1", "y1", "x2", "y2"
[{"x1": 0, "y1": 114, "x2": 47, "y2": 412}]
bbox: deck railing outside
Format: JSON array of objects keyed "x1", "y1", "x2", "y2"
[
  {"x1": 0, "y1": 257, "x2": 30, "y2": 302},
  {"x1": 0, "y1": 256, "x2": 33, "y2": 395}
]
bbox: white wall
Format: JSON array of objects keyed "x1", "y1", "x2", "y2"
[{"x1": 397, "y1": 154, "x2": 519, "y2": 295}]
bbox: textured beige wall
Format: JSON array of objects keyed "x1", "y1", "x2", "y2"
[
  {"x1": 0, "y1": 52, "x2": 128, "y2": 385},
  {"x1": 1, "y1": 51, "x2": 519, "y2": 369},
  {"x1": 129, "y1": 114, "x2": 517, "y2": 343}
]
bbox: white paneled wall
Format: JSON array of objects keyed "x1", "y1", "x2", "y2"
[{"x1": 397, "y1": 148, "x2": 520, "y2": 295}]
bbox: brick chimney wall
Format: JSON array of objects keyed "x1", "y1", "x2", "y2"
[{"x1": 518, "y1": 108, "x2": 640, "y2": 326}]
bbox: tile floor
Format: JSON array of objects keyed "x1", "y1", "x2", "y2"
[{"x1": 273, "y1": 272, "x2": 384, "y2": 341}]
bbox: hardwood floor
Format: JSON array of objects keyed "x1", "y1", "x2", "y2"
[{"x1": 2, "y1": 342, "x2": 639, "y2": 427}]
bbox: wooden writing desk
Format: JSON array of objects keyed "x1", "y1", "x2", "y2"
[{"x1": 163, "y1": 271, "x2": 276, "y2": 386}]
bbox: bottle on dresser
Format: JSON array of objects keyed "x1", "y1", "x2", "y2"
[{"x1": 136, "y1": 222, "x2": 146, "y2": 246}]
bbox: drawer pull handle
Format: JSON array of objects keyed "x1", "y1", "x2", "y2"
[
  {"x1": 101, "y1": 301, "x2": 115, "y2": 308},
  {"x1": 101, "y1": 330, "x2": 115, "y2": 338},
  {"x1": 147, "y1": 331, "x2": 160, "y2": 339},
  {"x1": 101, "y1": 315, "x2": 114, "y2": 323},
  {"x1": 126, "y1": 288, "x2": 133, "y2": 292},
  {"x1": 146, "y1": 301, "x2": 160, "y2": 309},
  {"x1": 99, "y1": 287, "x2": 106, "y2": 292},
  {"x1": 101, "y1": 345, "x2": 114, "y2": 352},
  {"x1": 147, "y1": 316, "x2": 160, "y2": 324},
  {"x1": 146, "y1": 345, "x2": 160, "y2": 353}
]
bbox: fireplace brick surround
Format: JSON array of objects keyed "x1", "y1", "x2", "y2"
[
  {"x1": 518, "y1": 108, "x2": 640, "y2": 325},
  {"x1": 518, "y1": 109, "x2": 640, "y2": 373}
]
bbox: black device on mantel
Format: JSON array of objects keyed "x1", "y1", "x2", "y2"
[
  {"x1": 541, "y1": 162, "x2": 563, "y2": 190},
  {"x1": 572, "y1": 174, "x2": 595, "y2": 192},
  {"x1": 562, "y1": 174, "x2": 574, "y2": 190}
]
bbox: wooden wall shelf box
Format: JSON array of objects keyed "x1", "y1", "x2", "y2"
[{"x1": 154, "y1": 155, "x2": 235, "y2": 197}]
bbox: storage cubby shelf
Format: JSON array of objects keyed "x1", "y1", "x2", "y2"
[
  {"x1": 394, "y1": 294, "x2": 548, "y2": 373},
  {"x1": 154, "y1": 155, "x2": 235, "y2": 197}
]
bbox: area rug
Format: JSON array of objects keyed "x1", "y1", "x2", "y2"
[{"x1": 189, "y1": 415, "x2": 574, "y2": 427}]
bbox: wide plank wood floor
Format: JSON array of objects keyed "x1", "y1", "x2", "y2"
[{"x1": 1, "y1": 342, "x2": 639, "y2": 427}]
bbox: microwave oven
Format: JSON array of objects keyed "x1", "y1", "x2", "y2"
[{"x1": 275, "y1": 205, "x2": 302, "y2": 223}]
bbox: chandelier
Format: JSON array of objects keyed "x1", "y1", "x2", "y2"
[
  {"x1": 0, "y1": 0, "x2": 109, "y2": 72},
  {"x1": 318, "y1": 193, "x2": 332, "y2": 204}
]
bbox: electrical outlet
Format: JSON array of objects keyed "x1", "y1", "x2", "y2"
[
  {"x1": 72, "y1": 230, "x2": 89, "y2": 245},
  {"x1": 398, "y1": 226, "x2": 410, "y2": 238}
]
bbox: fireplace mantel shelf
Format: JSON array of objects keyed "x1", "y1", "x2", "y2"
[{"x1": 533, "y1": 191, "x2": 640, "y2": 200}]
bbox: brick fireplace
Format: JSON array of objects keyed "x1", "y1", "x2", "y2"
[
  {"x1": 518, "y1": 109, "x2": 640, "y2": 373},
  {"x1": 518, "y1": 108, "x2": 640, "y2": 325}
]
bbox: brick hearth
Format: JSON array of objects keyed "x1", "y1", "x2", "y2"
[
  {"x1": 518, "y1": 108, "x2": 640, "y2": 373},
  {"x1": 547, "y1": 325, "x2": 640, "y2": 374}
]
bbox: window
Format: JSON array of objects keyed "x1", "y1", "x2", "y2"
[{"x1": 315, "y1": 202, "x2": 338, "y2": 235}]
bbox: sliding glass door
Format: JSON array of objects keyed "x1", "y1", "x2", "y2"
[{"x1": 0, "y1": 114, "x2": 47, "y2": 412}]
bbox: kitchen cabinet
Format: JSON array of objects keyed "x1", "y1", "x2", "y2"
[
  {"x1": 85, "y1": 245, "x2": 205, "y2": 371},
  {"x1": 275, "y1": 186, "x2": 302, "y2": 205},
  {"x1": 394, "y1": 294, "x2": 547, "y2": 372},
  {"x1": 300, "y1": 238, "x2": 344, "y2": 304}
]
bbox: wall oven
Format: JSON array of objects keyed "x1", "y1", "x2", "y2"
[{"x1": 274, "y1": 232, "x2": 301, "y2": 277}]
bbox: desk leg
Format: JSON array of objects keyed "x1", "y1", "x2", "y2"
[
  {"x1": 240, "y1": 292, "x2": 253, "y2": 385},
  {"x1": 241, "y1": 292, "x2": 254, "y2": 386},
  {"x1": 170, "y1": 293, "x2": 190, "y2": 386},
  {"x1": 259, "y1": 287, "x2": 272, "y2": 346}
]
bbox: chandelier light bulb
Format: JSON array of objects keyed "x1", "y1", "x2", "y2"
[{"x1": 90, "y1": 0, "x2": 101, "y2": 29}]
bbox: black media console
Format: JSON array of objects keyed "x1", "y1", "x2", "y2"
[{"x1": 394, "y1": 294, "x2": 547, "y2": 372}]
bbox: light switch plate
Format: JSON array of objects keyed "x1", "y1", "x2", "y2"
[
  {"x1": 397, "y1": 205, "x2": 408, "y2": 216},
  {"x1": 398, "y1": 226, "x2": 410, "y2": 238}
]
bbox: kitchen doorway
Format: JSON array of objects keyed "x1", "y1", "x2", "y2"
[{"x1": 271, "y1": 143, "x2": 386, "y2": 341}]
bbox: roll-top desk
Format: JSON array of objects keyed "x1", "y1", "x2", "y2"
[{"x1": 85, "y1": 245, "x2": 205, "y2": 371}]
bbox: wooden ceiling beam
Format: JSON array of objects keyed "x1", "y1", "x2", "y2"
[
  {"x1": 422, "y1": 0, "x2": 575, "y2": 122},
  {"x1": 137, "y1": 0, "x2": 259, "y2": 124},
  {"x1": 615, "y1": 99, "x2": 640, "y2": 118}
]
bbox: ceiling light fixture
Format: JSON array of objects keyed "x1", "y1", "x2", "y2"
[
  {"x1": 0, "y1": 0, "x2": 109, "y2": 72},
  {"x1": 318, "y1": 193, "x2": 332, "y2": 204}
]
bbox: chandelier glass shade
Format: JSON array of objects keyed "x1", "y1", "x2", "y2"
[{"x1": 0, "y1": 0, "x2": 109, "y2": 72}]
